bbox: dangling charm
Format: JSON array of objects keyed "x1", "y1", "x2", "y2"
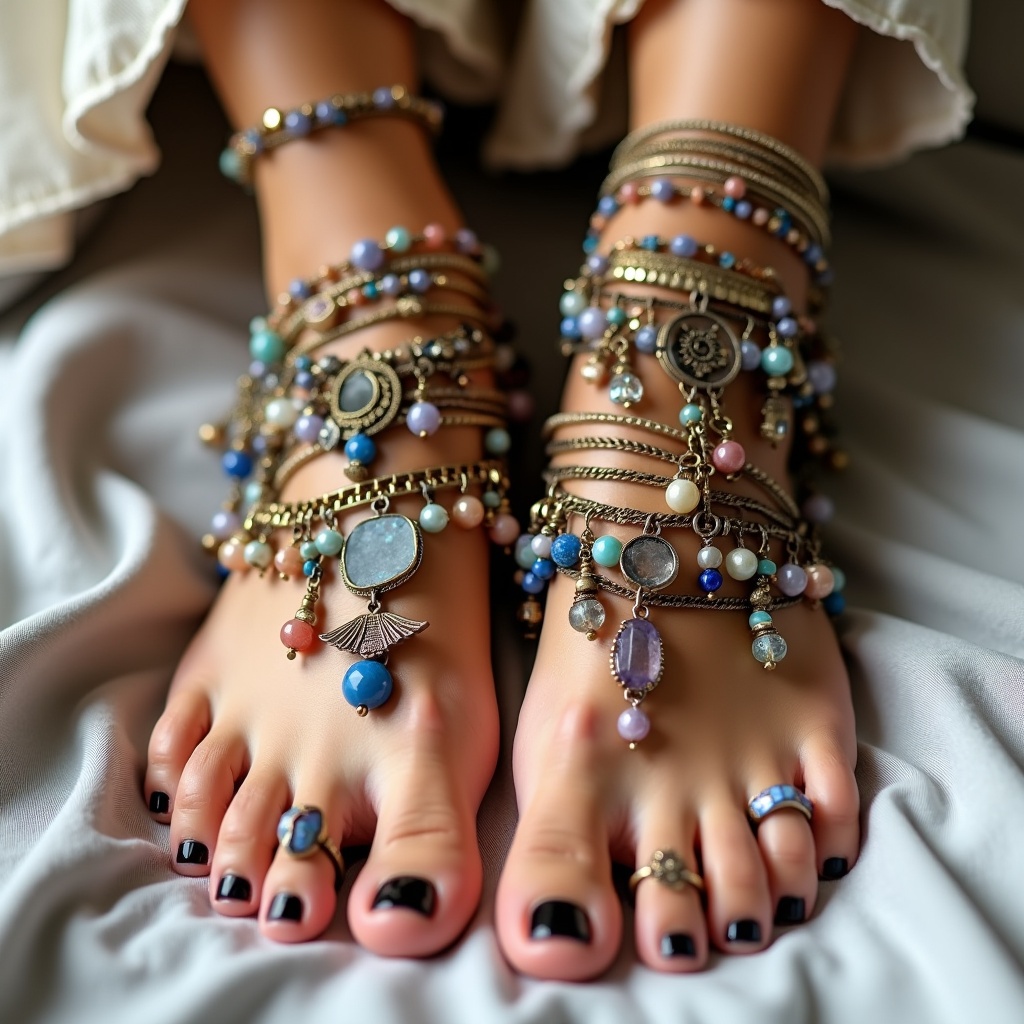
[
  {"x1": 281, "y1": 562, "x2": 322, "y2": 660},
  {"x1": 567, "y1": 524, "x2": 605, "y2": 640},
  {"x1": 747, "y1": 562, "x2": 788, "y2": 670}
]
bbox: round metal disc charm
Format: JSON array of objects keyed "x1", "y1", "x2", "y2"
[
  {"x1": 329, "y1": 358, "x2": 402, "y2": 437},
  {"x1": 655, "y1": 313, "x2": 741, "y2": 391},
  {"x1": 619, "y1": 535, "x2": 679, "y2": 591}
]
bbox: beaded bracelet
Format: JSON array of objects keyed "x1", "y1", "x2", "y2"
[{"x1": 220, "y1": 85, "x2": 444, "y2": 187}]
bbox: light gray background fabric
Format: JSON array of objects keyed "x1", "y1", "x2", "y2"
[{"x1": 1, "y1": 60, "x2": 1023, "y2": 1024}]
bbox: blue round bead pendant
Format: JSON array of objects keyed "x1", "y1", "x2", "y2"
[{"x1": 342, "y1": 659, "x2": 393, "y2": 714}]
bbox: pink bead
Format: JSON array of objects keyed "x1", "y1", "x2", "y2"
[
  {"x1": 451, "y1": 495, "x2": 485, "y2": 529},
  {"x1": 620, "y1": 181, "x2": 641, "y2": 205},
  {"x1": 618, "y1": 706, "x2": 650, "y2": 743},
  {"x1": 590, "y1": 214, "x2": 607, "y2": 231},
  {"x1": 712, "y1": 440, "x2": 746, "y2": 475},
  {"x1": 280, "y1": 618, "x2": 315, "y2": 652},
  {"x1": 423, "y1": 223, "x2": 446, "y2": 250},
  {"x1": 752, "y1": 207, "x2": 770, "y2": 226},
  {"x1": 507, "y1": 389, "x2": 535, "y2": 423},
  {"x1": 803, "y1": 564, "x2": 835, "y2": 600},
  {"x1": 346, "y1": 288, "x2": 365, "y2": 307},
  {"x1": 724, "y1": 176, "x2": 747, "y2": 199},
  {"x1": 489, "y1": 513, "x2": 520, "y2": 546},
  {"x1": 218, "y1": 538, "x2": 248, "y2": 572},
  {"x1": 690, "y1": 186, "x2": 706, "y2": 205},
  {"x1": 274, "y1": 546, "x2": 305, "y2": 578}
]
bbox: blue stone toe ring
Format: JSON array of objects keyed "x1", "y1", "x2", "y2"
[
  {"x1": 747, "y1": 785, "x2": 813, "y2": 824},
  {"x1": 277, "y1": 805, "x2": 345, "y2": 890}
]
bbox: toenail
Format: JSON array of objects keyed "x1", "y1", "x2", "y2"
[
  {"x1": 726, "y1": 919, "x2": 762, "y2": 943},
  {"x1": 774, "y1": 896, "x2": 806, "y2": 925},
  {"x1": 149, "y1": 792, "x2": 169, "y2": 814},
  {"x1": 216, "y1": 874, "x2": 252, "y2": 902},
  {"x1": 660, "y1": 933, "x2": 697, "y2": 958},
  {"x1": 372, "y1": 877, "x2": 436, "y2": 917},
  {"x1": 821, "y1": 857, "x2": 849, "y2": 880},
  {"x1": 268, "y1": 893, "x2": 303, "y2": 922},
  {"x1": 176, "y1": 841, "x2": 209, "y2": 865},
  {"x1": 530, "y1": 901, "x2": 591, "y2": 943}
]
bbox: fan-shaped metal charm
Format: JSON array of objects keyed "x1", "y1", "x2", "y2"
[{"x1": 320, "y1": 612, "x2": 428, "y2": 659}]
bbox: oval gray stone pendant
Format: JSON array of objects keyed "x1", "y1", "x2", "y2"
[
  {"x1": 340, "y1": 514, "x2": 422, "y2": 595},
  {"x1": 619, "y1": 535, "x2": 679, "y2": 591},
  {"x1": 329, "y1": 357, "x2": 402, "y2": 437}
]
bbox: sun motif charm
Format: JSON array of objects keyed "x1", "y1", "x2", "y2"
[
  {"x1": 655, "y1": 312, "x2": 742, "y2": 390},
  {"x1": 676, "y1": 322, "x2": 728, "y2": 380}
]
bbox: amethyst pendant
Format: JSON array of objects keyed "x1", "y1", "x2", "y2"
[{"x1": 610, "y1": 617, "x2": 664, "y2": 692}]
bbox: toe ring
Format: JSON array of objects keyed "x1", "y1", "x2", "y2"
[
  {"x1": 629, "y1": 849, "x2": 705, "y2": 894},
  {"x1": 747, "y1": 784, "x2": 813, "y2": 824},
  {"x1": 277, "y1": 805, "x2": 346, "y2": 891}
]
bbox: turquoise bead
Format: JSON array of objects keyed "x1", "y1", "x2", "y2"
[
  {"x1": 384, "y1": 225, "x2": 411, "y2": 252},
  {"x1": 485, "y1": 428, "x2": 511, "y2": 455},
  {"x1": 302, "y1": 559, "x2": 318, "y2": 577},
  {"x1": 831, "y1": 567, "x2": 847, "y2": 592},
  {"x1": 249, "y1": 327, "x2": 285, "y2": 364},
  {"x1": 315, "y1": 529, "x2": 343, "y2": 556},
  {"x1": 362, "y1": 281, "x2": 379, "y2": 300},
  {"x1": 749, "y1": 610, "x2": 773, "y2": 627},
  {"x1": 606, "y1": 307, "x2": 627, "y2": 327},
  {"x1": 592, "y1": 535, "x2": 623, "y2": 567},
  {"x1": 419, "y1": 503, "x2": 449, "y2": 533},
  {"x1": 243, "y1": 481, "x2": 264, "y2": 507},
  {"x1": 559, "y1": 291, "x2": 586, "y2": 317},
  {"x1": 248, "y1": 316, "x2": 267, "y2": 334},
  {"x1": 515, "y1": 536, "x2": 537, "y2": 570},
  {"x1": 761, "y1": 345, "x2": 794, "y2": 377},
  {"x1": 679, "y1": 403, "x2": 703, "y2": 424},
  {"x1": 482, "y1": 490, "x2": 501, "y2": 508},
  {"x1": 758, "y1": 559, "x2": 777, "y2": 575},
  {"x1": 218, "y1": 148, "x2": 242, "y2": 182},
  {"x1": 299, "y1": 541, "x2": 320, "y2": 561}
]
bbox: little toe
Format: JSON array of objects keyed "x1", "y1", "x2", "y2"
[
  {"x1": 168, "y1": 732, "x2": 248, "y2": 877},
  {"x1": 145, "y1": 690, "x2": 211, "y2": 822},
  {"x1": 496, "y1": 706, "x2": 622, "y2": 981},
  {"x1": 700, "y1": 798, "x2": 772, "y2": 952},
  {"x1": 210, "y1": 770, "x2": 290, "y2": 917},
  {"x1": 632, "y1": 809, "x2": 708, "y2": 972},
  {"x1": 802, "y1": 738, "x2": 860, "y2": 881}
]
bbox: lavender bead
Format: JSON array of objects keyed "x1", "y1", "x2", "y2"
[
  {"x1": 735, "y1": 200, "x2": 753, "y2": 219},
  {"x1": 408, "y1": 269, "x2": 431, "y2": 293},
  {"x1": 777, "y1": 563, "x2": 808, "y2": 597},
  {"x1": 351, "y1": 239, "x2": 385, "y2": 272},
  {"x1": 454, "y1": 228, "x2": 479, "y2": 254},
  {"x1": 295, "y1": 370, "x2": 314, "y2": 389},
  {"x1": 635, "y1": 325, "x2": 658, "y2": 354},
  {"x1": 808, "y1": 360, "x2": 838, "y2": 395},
  {"x1": 288, "y1": 279, "x2": 311, "y2": 300},
  {"x1": 406, "y1": 400, "x2": 441, "y2": 436},
  {"x1": 586, "y1": 253, "x2": 609, "y2": 275},
  {"x1": 211, "y1": 510, "x2": 240, "y2": 539},
  {"x1": 379, "y1": 273, "x2": 403, "y2": 296},
  {"x1": 772, "y1": 296, "x2": 792, "y2": 319},
  {"x1": 669, "y1": 234, "x2": 699, "y2": 258},
  {"x1": 283, "y1": 110, "x2": 313, "y2": 135},
  {"x1": 249, "y1": 360, "x2": 267, "y2": 378},
  {"x1": 740, "y1": 339, "x2": 762, "y2": 371},
  {"x1": 776, "y1": 316, "x2": 799, "y2": 338},
  {"x1": 294, "y1": 414, "x2": 324, "y2": 444},
  {"x1": 802, "y1": 493, "x2": 835, "y2": 524},
  {"x1": 650, "y1": 177, "x2": 675, "y2": 202},
  {"x1": 618, "y1": 706, "x2": 651, "y2": 743},
  {"x1": 578, "y1": 307, "x2": 607, "y2": 340},
  {"x1": 372, "y1": 87, "x2": 396, "y2": 109}
]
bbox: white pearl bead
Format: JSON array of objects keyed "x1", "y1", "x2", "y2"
[
  {"x1": 531, "y1": 535, "x2": 552, "y2": 558},
  {"x1": 725, "y1": 548, "x2": 759, "y2": 580},
  {"x1": 264, "y1": 398, "x2": 298, "y2": 428},
  {"x1": 665, "y1": 478, "x2": 700, "y2": 513},
  {"x1": 243, "y1": 540, "x2": 272, "y2": 570},
  {"x1": 697, "y1": 545, "x2": 723, "y2": 569}
]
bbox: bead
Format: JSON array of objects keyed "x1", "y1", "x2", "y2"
[
  {"x1": 314, "y1": 529, "x2": 344, "y2": 556},
  {"x1": 249, "y1": 327, "x2": 285, "y2": 364},
  {"x1": 350, "y1": 239, "x2": 385, "y2": 271},
  {"x1": 650, "y1": 177, "x2": 676, "y2": 202},
  {"x1": 752, "y1": 207, "x2": 769, "y2": 226},
  {"x1": 679, "y1": 403, "x2": 702, "y2": 425},
  {"x1": 482, "y1": 490, "x2": 502, "y2": 508},
  {"x1": 749, "y1": 610, "x2": 773, "y2": 627},
  {"x1": 724, "y1": 176, "x2": 746, "y2": 199},
  {"x1": 697, "y1": 545, "x2": 722, "y2": 569},
  {"x1": 735, "y1": 200, "x2": 753, "y2": 219},
  {"x1": 419, "y1": 503, "x2": 449, "y2": 533},
  {"x1": 342, "y1": 660, "x2": 392, "y2": 710},
  {"x1": 515, "y1": 535, "x2": 538, "y2": 569},
  {"x1": 280, "y1": 618, "x2": 314, "y2": 653},
  {"x1": 690, "y1": 186, "x2": 706, "y2": 205},
  {"x1": 530, "y1": 535, "x2": 552, "y2": 558},
  {"x1": 669, "y1": 234, "x2": 699, "y2": 258},
  {"x1": 722, "y1": 196, "x2": 736, "y2": 213},
  {"x1": 264, "y1": 398, "x2": 298, "y2": 429},
  {"x1": 521, "y1": 571, "x2": 546, "y2": 595},
  {"x1": 362, "y1": 281, "x2": 379, "y2": 301},
  {"x1": 218, "y1": 148, "x2": 242, "y2": 182},
  {"x1": 712, "y1": 440, "x2": 746, "y2": 475},
  {"x1": 217, "y1": 538, "x2": 248, "y2": 572},
  {"x1": 531, "y1": 558, "x2": 556, "y2": 581},
  {"x1": 346, "y1": 287, "x2": 366, "y2": 307},
  {"x1": 726, "y1": 548, "x2": 759, "y2": 580},
  {"x1": 777, "y1": 563, "x2": 807, "y2": 596},
  {"x1": 758, "y1": 558, "x2": 777, "y2": 576},
  {"x1": 740, "y1": 339, "x2": 762, "y2": 372},
  {"x1": 635, "y1": 325, "x2": 658, "y2": 353},
  {"x1": 243, "y1": 481, "x2": 265, "y2": 508},
  {"x1": 559, "y1": 291, "x2": 586, "y2": 317},
  {"x1": 639, "y1": 234, "x2": 659, "y2": 251},
  {"x1": 772, "y1": 296, "x2": 792, "y2": 319},
  {"x1": 221, "y1": 450, "x2": 252, "y2": 479},
  {"x1": 592, "y1": 535, "x2": 622, "y2": 567},
  {"x1": 699, "y1": 568, "x2": 723, "y2": 592},
  {"x1": 823, "y1": 592, "x2": 846, "y2": 615},
  {"x1": 452, "y1": 495, "x2": 485, "y2": 529},
  {"x1": 719, "y1": 252, "x2": 736, "y2": 269},
  {"x1": 597, "y1": 195, "x2": 619, "y2": 217},
  {"x1": 344, "y1": 433, "x2": 377, "y2": 464},
  {"x1": 586, "y1": 253, "x2": 609, "y2": 275},
  {"x1": 550, "y1": 534, "x2": 582, "y2": 567},
  {"x1": 580, "y1": 360, "x2": 608, "y2": 385},
  {"x1": 299, "y1": 541, "x2": 320, "y2": 561},
  {"x1": 489, "y1": 513, "x2": 520, "y2": 546},
  {"x1": 569, "y1": 597, "x2": 605, "y2": 635},
  {"x1": 803, "y1": 564, "x2": 835, "y2": 600},
  {"x1": 577, "y1": 307, "x2": 607, "y2": 340},
  {"x1": 609, "y1": 371, "x2": 643, "y2": 406},
  {"x1": 665, "y1": 478, "x2": 700, "y2": 513},
  {"x1": 776, "y1": 316, "x2": 799, "y2": 339},
  {"x1": 830, "y1": 567, "x2": 847, "y2": 593},
  {"x1": 808, "y1": 360, "x2": 838, "y2": 394},
  {"x1": 618, "y1": 706, "x2": 651, "y2": 743},
  {"x1": 455, "y1": 227, "x2": 479, "y2": 254},
  {"x1": 508, "y1": 390, "x2": 534, "y2": 422},
  {"x1": 406, "y1": 401, "x2": 441, "y2": 437},
  {"x1": 619, "y1": 181, "x2": 640, "y2": 204},
  {"x1": 605, "y1": 306, "x2": 627, "y2": 327},
  {"x1": 372, "y1": 86, "x2": 396, "y2": 109},
  {"x1": 484, "y1": 428, "x2": 511, "y2": 455},
  {"x1": 802, "y1": 493, "x2": 835, "y2": 523},
  {"x1": 752, "y1": 633, "x2": 788, "y2": 664},
  {"x1": 302, "y1": 559, "x2": 319, "y2": 577},
  {"x1": 274, "y1": 546, "x2": 305, "y2": 577},
  {"x1": 244, "y1": 540, "x2": 272, "y2": 570},
  {"x1": 294, "y1": 414, "x2": 324, "y2": 443},
  {"x1": 211, "y1": 510, "x2": 240, "y2": 539},
  {"x1": 408, "y1": 269, "x2": 431, "y2": 293},
  {"x1": 582, "y1": 235, "x2": 599, "y2": 255},
  {"x1": 761, "y1": 346, "x2": 794, "y2": 377},
  {"x1": 422, "y1": 223, "x2": 446, "y2": 249},
  {"x1": 384, "y1": 225, "x2": 411, "y2": 252},
  {"x1": 560, "y1": 316, "x2": 581, "y2": 339},
  {"x1": 288, "y1": 279, "x2": 311, "y2": 302}
]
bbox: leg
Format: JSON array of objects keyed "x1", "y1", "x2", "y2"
[
  {"x1": 497, "y1": 0, "x2": 861, "y2": 978},
  {"x1": 144, "y1": 0, "x2": 498, "y2": 952}
]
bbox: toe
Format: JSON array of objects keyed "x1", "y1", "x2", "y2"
[
  {"x1": 210, "y1": 770, "x2": 290, "y2": 917},
  {"x1": 145, "y1": 690, "x2": 211, "y2": 822},
  {"x1": 632, "y1": 805, "x2": 708, "y2": 972},
  {"x1": 802, "y1": 737, "x2": 860, "y2": 881},
  {"x1": 168, "y1": 731, "x2": 248, "y2": 877},
  {"x1": 496, "y1": 705, "x2": 622, "y2": 981},
  {"x1": 700, "y1": 796, "x2": 772, "y2": 952},
  {"x1": 349, "y1": 697, "x2": 482, "y2": 958}
]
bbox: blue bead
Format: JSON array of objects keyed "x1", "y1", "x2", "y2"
[
  {"x1": 408, "y1": 269, "x2": 431, "y2": 293},
  {"x1": 314, "y1": 101, "x2": 333, "y2": 124},
  {"x1": 344, "y1": 433, "x2": 376, "y2": 465},
  {"x1": 283, "y1": 110, "x2": 313, "y2": 136},
  {"x1": 597, "y1": 195, "x2": 619, "y2": 217},
  {"x1": 560, "y1": 316, "x2": 581, "y2": 339},
  {"x1": 639, "y1": 235, "x2": 660, "y2": 251},
  {"x1": 823, "y1": 592, "x2": 847, "y2": 616},
  {"x1": 295, "y1": 371, "x2": 314, "y2": 389},
  {"x1": 774, "y1": 210, "x2": 792, "y2": 235},
  {"x1": 218, "y1": 148, "x2": 243, "y2": 182},
  {"x1": 582, "y1": 234, "x2": 599, "y2": 255},
  {"x1": 758, "y1": 559, "x2": 777, "y2": 575},
  {"x1": 372, "y1": 87, "x2": 396, "y2": 109},
  {"x1": 805, "y1": 244, "x2": 824, "y2": 265},
  {"x1": 294, "y1": 356, "x2": 312, "y2": 371},
  {"x1": 749, "y1": 610, "x2": 773, "y2": 627},
  {"x1": 722, "y1": 196, "x2": 736, "y2": 212},
  {"x1": 735, "y1": 200, "x2": 753, "y2": 219},
  {"x1": 679, "y1": 403, "x2": 702, "y2": 424},
  {"x1": 351, "y1": 239, "x2": 385, "y2": 271},
  {"x1": 362, "y1": 281, "x2": 379, "y2": 300},
  {"x1": 482, "y1": 490, "x2": 501, "y2": 508},
  {"x1": 342, "y1": 660, "x2": 393, "y2": 709},
  {"x1": 740, "y1": 340, "x2": 762, "y2": 371},
  {"x1": 719, "y1": 252, "x2": 736, "y2": 269},
  {"x1": 302, "y1": 559, "x2": 319, "y2": 577},
  {"x1": 485, "y1": 428, "x2": 511, "y2": 455},
  {"x1": 521, "y1": 571, "x2": 546, "y2": 595},
  {"x1": 242, "y1": 129, "x2": 263, "y2": 154},
  {"x1": 669, "y1": 234, "x2": 699, "y2": 258},
  {"x1": 699, "y1": 568, "x2": 723, "y2": 592},
  {"x1": 605, "y1": 307, "x2": 627, "y2": 327},
  {"x1": 586, "y1": 254, "x2": 609, "y2": 275},
  {"x1": 650, "y1": 178, "x2": 675, "y2": 202},
  {"x1": 550, "y1": 534, "x2": 582, "y2": 567},
  {"x1": 531, "y1": 558, "x2": 556, "y2": 580},
  {"x1": 772, "y1": 296, "x2": 792, "y2": 319},
  {"x1": 591, "y1": 535, "x2": 622, "y2": 567},
  {"x1": 635, "y1": 325, "x2": 658, "y2": 353},
  {"x1": 221, "y1": 450, "x2": 252, "y2": 479},
  {"x1": 288, "y1": 278, "x2": 311, "y2": 300},
  {"x1": 776, "y1": 316, "x2": 799, "y2": 338},
  {"x1": 299, "y1": 541, "x2": 319, "y2": 560}
]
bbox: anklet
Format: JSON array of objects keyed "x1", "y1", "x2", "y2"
[{"x1": 220, "y1": 86, "x2": 444, "y2": 187}]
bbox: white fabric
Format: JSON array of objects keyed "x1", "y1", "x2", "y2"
[
  {"x1": 0, "y1": 0, "x2": 972, "y2": 274},
  {"x1": 1, "y1": 65, "x2": 1023, "y2": 1020}
]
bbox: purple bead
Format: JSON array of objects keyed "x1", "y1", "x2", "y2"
[
  {"x1": 669, "y1": 234, "x2": 699, "y2": 258},
  {"x1": 250, "y1": 435, "x2": 267, "y2": 454},
  {"x1": 612, "y1": 618, "x2": 663, "y2": 688},
  {"x1": 314, "y1": 101, "x2": 334, "y2": 125},
  {"x1": 735, "y1": 200, "x2": 753, "y2": 219},
  {"x1": 210, "y1": 510, "x2": 240, "y2": 539},
  {"x1": 406, "y1": 400, "x2": 441, "y2": 436},
  {"x1": 379, "y1": 273, "x2": 403, "y2": 297},
  {"x1": 288, "y1": 278, "x2": 311, "y2": 300},
  {"x1": 248, "y1": 360, "x2": 267, "y2": 378},
  {"x1": 777, "y1": 563, "x2": 808, "y2": 597},
  {"x1": 586, "y1": 253, "x2": 609, "y2": 275},
  {"x1": 772, "y1": 296, "x2": 792, "y2": 319},
  {"x1": 740, "y1": 340, "x2": 762, "y2": 371},
  {"x1": 650, "y1": 177, "x2": 676, "y2": 202},
  {"x1": 454, "y1": 228, "x2": 479, "y2": 254},
  {"x1": 776, "y1": 316, "x2": 799, "y2": 338},
  {"x1": 283, "y1": 110, "x2": 313, "y2": 136},
  {"x1": 808, "y1": 360, "x2": 838, "y2": 395},
  {"x1": 577, "y1": 307, "x2": 607, "y2": 340},
  {"x1": 635, "y1": 325, "x2": 658, "y2": 353},
  {"x1": 372, "y1": 87, "x2": 396, "y2": 109},
  {"x1": 294, "y1": 370, "x2": 315, "y2": 389},
  {"x1": 802, "y1": 493, "x2": 835, "y2": 524},
  {"x1": 805, "y1": 244, "x2": 824, "y2": 265},
  {"x1": 408, "y1": 269, "x2": 431, "y2": 293},
  {"x1": 294, "y1": 414, "x2": 324, "y2": 443},
  {"x1": 351, "y1": 239, "x2": 385, "y2": 272},
  {"x1": 617, "y1": 706, "x2": 651, "y2": 743}
]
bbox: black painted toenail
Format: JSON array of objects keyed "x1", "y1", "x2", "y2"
[
  {"x1": 216, "y1": 875, "x2": 251, "y2": 902},
  {"x1": 530, "y1": 901, "x2": 591, "y2": 943},
  {"x1": 660, "y1": 933, "x2": 697, "y2": 958},
  {"x1": 775, "y1": 896, "x2": 806, "y2": 925},
  {"x1": 726, "y1": 919, "x2": 762, "y2": 943},
  {"x1": 176, "y1": 841, "x2": 208, "y2": 866},
  {"x1": 149, "y1": 792, "x2": 169, "y2": 814},
  {"x1": 372, "y1": 877, "x2": 437, "y2": 917},
  {"x1": 821, "y1": 857, "x2": 849, "y2": 880},
  {"x1": 268, "y1": 893, "x2": 303, "y2": 922}
]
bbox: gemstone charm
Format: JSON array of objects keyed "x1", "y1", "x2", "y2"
[
  {"x1": 277, "y1": 806, "x2": 323, "y2": 855},
  {"x1": 340, "y1": 514, "x2": 421, "y2": 594},
  {"x1": 568, "y1": 597, "x2": 605, "y2": 638},
  {"x1": 611, "y1": 617, "x2": 664, "y2": 691}
]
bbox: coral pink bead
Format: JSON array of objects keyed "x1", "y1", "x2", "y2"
[
  {"x1": 346, "y1": 288, "x2": 365, "y2": 307},
  {"x1": 451, "y1": 495, "x2": 485, "y2": 529},
  {"x1": 274, "y1": 546, "x2": 305, "y2": 578},
  {"x1": 423, "y1": 223, "x2": 446, "y2": 250},
  {"x1": 803, "y1": 564, "x2": 835, "y2": 600},
  {"x1": 620, "y1": 181, "x2": 641, "y2": 204},
  {"x1": 712, "y1": 440, "x2": 746, "y2": 475},
  {"x1": 752, "y1": 207, "x2": 770, "y2": 226},
  {"x1": 489, "y1": 513, "x2": 520, "y2": 546},
  {"x1": 724, "y1": 176, "x2": 747, "y2": 199},
  {"x1": 218, "y1": 538, "x2": 248, "y2": 572},
  {"x1": 690, "y1": 186, "x2": 706, "y2": 205},
  {"x1": 280, "y1": 618, "x2": 315, "y2": 652},
  {"x1": 590, "y1": 214, "x2": 608, "y2": 231}
]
